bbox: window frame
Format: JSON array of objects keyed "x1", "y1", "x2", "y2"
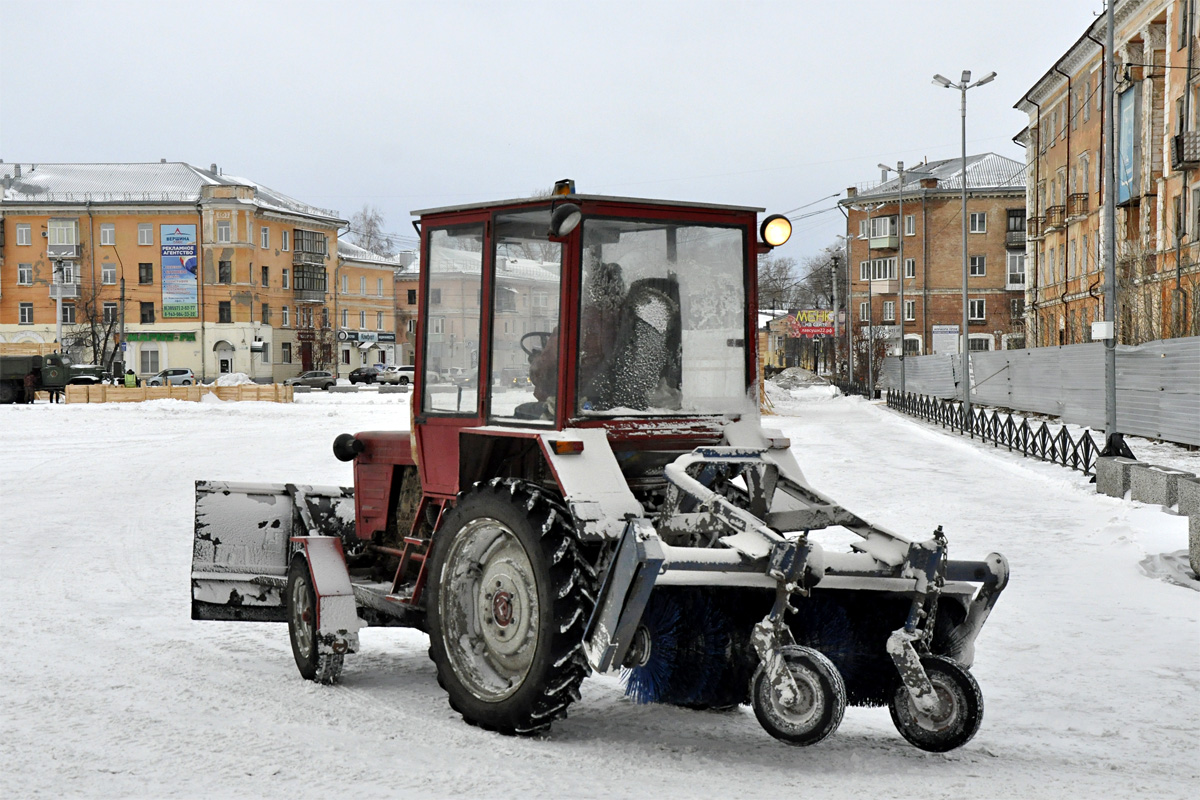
[
  {"x1": 281, "y1": 306, "x2": 289, "y2": 327},
  {"x1": 138, "y1": 223, "x2": 153, "y2": 246},
  {"x1": 904, "y1": 299, "x2": 916, "y2": 321},
  {"x1": 19, "y1": 302, "x2": 33, "y2": 324},
  {"x1": 969, "y1": 212, "x2": 987, "y2": 233},
  {"x1": 969, "y1": 255, "x2": 986, "y2": 277},
  {"x1": 218, "y1": 301, "x2": 232, "y2": 323},
  {"x1": 216, "y1": 219, "x2": 231, "y2": 244},
  {"x1": 139, "y1": 262, "x2": 153, "y2": 285},
  {"x1": 100, "y1": 223, "x2": 116, "y2": 246},
  {"x1": 261, "y1": 226, "x2": 269, "y2": 249},
  {"x1": 16, "y1": 223, "x2": 31, "y2": 246},
  {"x1": 968, "y1": 298, "x2": 986, "y2": 321},
  {"x1": 904, "y1": 214, "x2": 915, "y2": 236},
  {"x1": 17, "y1": 263, "x2": 33, "y2": 285},
  {"x1": 102, "y1": 263, "x2": 117, "y2": 285}
]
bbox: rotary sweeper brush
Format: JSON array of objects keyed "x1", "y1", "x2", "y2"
[{"x1": 191, "y1": 187, "x2": 1008, "y2": 751}]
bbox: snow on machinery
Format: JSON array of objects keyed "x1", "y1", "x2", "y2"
[{"x1": 191, "y1": 185, "x2": 1008, "y2": 751}]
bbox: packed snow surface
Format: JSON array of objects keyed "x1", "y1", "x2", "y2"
[{"x1": 1, "y1": 390, "x2": 1196, "y2": 798}]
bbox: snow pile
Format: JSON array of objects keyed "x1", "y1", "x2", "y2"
[
  {"x1": 768, "y1": 367, "x2": 827, "y2": 390},
  {"x1": 208, "y1": 372, "x2": 257, "y2": 386}
]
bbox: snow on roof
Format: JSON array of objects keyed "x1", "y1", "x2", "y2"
[
  {"x1": 429, "y1": 246, "x2": 557, "y2": 283},
  {"x1": 337, "y1": 238, "x2": 404, "y2": 266},
  {"x1": 846, "y1": 153, "x2": 1025, "y2": 202},
  {"x1": 0, "y1": 161, "x2": 343, "y2": 223}
]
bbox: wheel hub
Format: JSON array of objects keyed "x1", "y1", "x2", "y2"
[{"x1": 492, "y1": 590, "x2": 515, "y2": 627}]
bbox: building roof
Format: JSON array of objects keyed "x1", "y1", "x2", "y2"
[
  {"x1": 0, "y1": 161, "x2": 344, "y2": 223},
  {"x1": 844, "y1": 153, "x2": 1026, "y2": 205},
  {"x1": 337, "y1": 238, "x2": 405, "y2": 266}
]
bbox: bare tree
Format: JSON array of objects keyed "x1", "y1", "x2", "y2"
[
  {"x1": 852, "y1": 321, "x2": 889, "y2": 390},
  {"x1": 61, "y1": 280, "x2": 121, "y2": 372},
  {"x1": 351, "y1": 205, "x2": 393, "y2": 257},
  {"x1": 757, "y1": 255, "x2": 801, "y2": 314}
]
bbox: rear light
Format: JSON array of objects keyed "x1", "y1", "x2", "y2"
[{"x1": 550, "y1": 440, "x2": 585, "y2": 455}]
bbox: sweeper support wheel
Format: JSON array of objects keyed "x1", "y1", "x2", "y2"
[
  {"x1": 426, "y1": 480, "x2": 593, "y2": 735},
  {"x1": 751, "y1": 645, "x2": 846, "y2": 746},
  {"x1": 286, "y1": 557, "x2": 344, "y2": 684},
  {"x1": 888, "y1": 655, "x2": 983, "y2": 752}
]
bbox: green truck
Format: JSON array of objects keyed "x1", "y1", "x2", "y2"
[{"x1": 0, "y1": 353, "x2": 109, "y2": 403}]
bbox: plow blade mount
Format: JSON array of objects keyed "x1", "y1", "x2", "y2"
[{"x1": 191, "y1": 480, "x2": 355, "y2": 622}]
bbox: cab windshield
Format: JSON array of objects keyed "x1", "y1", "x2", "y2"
[{"x1": 576, "y1": 219, "x2": 746, "y2": 416}]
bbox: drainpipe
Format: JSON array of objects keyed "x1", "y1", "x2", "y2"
[
  {"x1": 198, "y1": 203, "x2": 206, "y2": 383},
  {"x1": 1022, "y1": 90, "x2": 1043, "y2": 347},
  {"x1": 1053, "y1": 65, "x2": 1074, "y2": 335},
  {"x1": 1087, "y1": 30, "x2": 1108, "y2": 331}
]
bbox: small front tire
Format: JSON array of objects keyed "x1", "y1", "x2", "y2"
[
  {"x1": 888, "y1": 656, "x2": 983, "y2": 752},
  {"x1": 752, "y1": 645, "x2": 846, "y2": 746},
  {"x1": 286, "y1": 557, "x2": 343, "y2": 684}
]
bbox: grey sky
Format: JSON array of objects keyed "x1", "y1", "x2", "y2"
[{"x1": 1, "y1": 0, "x2": 1101, "y2": 263}]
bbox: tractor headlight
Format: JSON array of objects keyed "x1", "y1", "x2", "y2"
[{"x1": 760, "y1": 214, "x2": 792, "y2": 248}]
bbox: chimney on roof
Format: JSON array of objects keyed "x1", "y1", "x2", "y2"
[
  {"x1": 13, "y1": 164, "x2": 20, "y2": 178},
  {"x1": 160, "y1": 158, "x2": 166, "y2": 163},
  {"x1": 846, "y1": 187, "x2": 856, "y2": 198},
  {"x1": 210, "y1": 163, "x2": 218, "y2": 174}
]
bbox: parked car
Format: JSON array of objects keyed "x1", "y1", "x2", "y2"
[
  {"x1": 284, "y1": 370, "x2": 336, "y2": 390},
  {"x1": 349, "y1": 364, "x2": 388, "y2": 385},
  {"x1": 382, "y1": 365, "x2": 415, "y2": 386},
  {"x1": 146, "y1": 368, "x2": 196, "y2": 386}
]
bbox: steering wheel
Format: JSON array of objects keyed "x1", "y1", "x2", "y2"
[{"x1": 520, "y1": 331, "x2": 554, "y2": 359}]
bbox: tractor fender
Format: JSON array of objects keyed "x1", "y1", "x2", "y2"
[{"x1": 291, "y1": 536, "x2": 362, "y2": 655}]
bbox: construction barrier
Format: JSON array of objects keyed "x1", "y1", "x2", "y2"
[{"x1": 64, "y1": 383, "x2": 294, "y2": 404}]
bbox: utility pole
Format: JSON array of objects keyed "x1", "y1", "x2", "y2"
[
  {"x1": 879, "y1": 161, "x2": 908, "y2": 395},
  {"x1": 54, "y1": 259, "x2": 64, "y2": 353},
  {"x1": 831, "y1": 252, "x2": 840, "y2": 378}
]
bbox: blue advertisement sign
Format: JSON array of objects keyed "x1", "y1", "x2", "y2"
[
  {"x1": 161, "y1": 224, "x2": 198, "y2": 318},
  {"x1": 1117, "y1": 88, "x2": 1137, "y2": 205}
]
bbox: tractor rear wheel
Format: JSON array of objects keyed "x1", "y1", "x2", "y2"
[
  {"x1": 888, "y1": 655, "x2": 982, "y2": 752},
  {"x1": 427, "y1": 479, "x2": 592, "y2": 734},
  {"x1": 286, "y1": 557, "x2": 343, "y2": 684}
]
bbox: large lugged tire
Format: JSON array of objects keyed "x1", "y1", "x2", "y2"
[
  {"x1": 286, "y1": 557, "x2": 344, "y2": 684},
  {"x1": 427, "y1": 479, "x2": 593, "y2": 734},
  {"x1": 888, "y1": 655, "x2": 983, "y2": 752}
]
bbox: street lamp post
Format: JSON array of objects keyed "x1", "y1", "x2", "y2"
[
  {"x1": 878, "y1": 161, "x2": 907, "y2": 396},
  {"x1": 933, "y1": 69, "x2": 996, "y2": 433},
  {"x1": 54, "y1": 259, "x2": 64, "y2": 352}
]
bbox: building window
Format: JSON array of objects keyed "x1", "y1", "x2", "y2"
[
  {"x1": 871, "y1": 258, "x2": 897, "y2": 280},
  {"x1": 969, "y1": 212, "x2": 986, "y2": 233},
  {"x1": 139, "y1": 263, "x2": 153, "y2": 284},
  {"x1": 102, "y1": 263, "x2": 117, "y2": 284},
  {"x1": 341, "y1": 348, "x2": 351, "y2": 365},
  {"x1": 1011, "y1": 298, "x2": 1025, "y2": 319},
  {"x1": 340, "y1": 274, "x2": 348, "y2": 293},
  {"x1": 377, "y1": 278, "x2": 384, "y2": 297},
  {"x1": 18, "y1": 264, "x2": 32, "y2": 285},
  {"x1": 100, "y1": 223, "x2": 116, "y2": 246},
  {"x1": 904, "y1": 299, "x2": 915, "y2": 321},
  {"x1": 16, "y1": 223, "x2": 31, "y2": 246},
  {"x1": 138, "y1": 223, "x2": 152, "y2": 245},
  {"x1": 48, "y1": 218, "x2": 78, "y2": 246},
  {"x1": 904, "y1": 337, "x2": 921, "y2": 356},
  {"x1": 882, "y1": 301, "x2": 895, "y2": 321},
  {"x1": 1083, "y1": 77, "x2": 1092, "y2": 122},
  {"x1": 103, "y1": 302, "x2": 118, "y2": 324},
  {"x1": 259, "y1": 340, "x2": 269, "y2": 364},
  {"x1": 59, "y1": 262, "x2": 77, "y2": 284},
  {"x1": 360, "y1": 276, "x2": 366, "y2": 294},
  {"x1": 321, "y1": 307, "x2": 329, "y2": 328},
  {"x1": 407, "y1": 289, "x2": 417, "y2": 304},
  {"x1": 216, "y1": 219, "x2": 231, "y2": 243},
  {"x1": 19, "y1": 302, "x2": 33, "y2": 324},
  {"x1": 969, "y1": 255, "x2": 985, "y2": 276},
  {"x1": 61, "y1": 303, "x2": 76, "y2": 324},
  {"x1": 341, "y1": 308, "x2": 348, "y2": 328},
  {"x1": 406, "y1": 319, "x2": 417, "y2": 334},
  {"x1": 218, "y1": 301, "x2": 232, "y2": 323},
  {"x1": 1007, "y1": 252, "x2": 1026, "y2": 285},
  {"x1": 859, "y1": 261, "x2": 869, "y2": 281},
  {"x1": 282, "y1": 268, "x2": 289, "y2": 288},
  {"x1": 904, "y1": 214, "x2": 915, "y2": 235},
  {"x1": 140, "y1": 302, "x2": 155, "y2": 324},
  {"x1": 431, "y1": 288, "x2": 442, "y2": 305},
  {"x1": 140, "y1": 348, "x2": 159, "y2": 374},
  {"x1": 262, "y1": 303, "x2": 270, "y2": 324},
  {"x1": 859, "y1": 302, "x2": 869, "y2": 321},
  {"x1": 968, "y1": 337, "x2": 991, "y2": 352},
  {"x1": 968, "y1": 299, "x2": 985, "y2": 321},
  {"x1": 869, "y1": 216, "x2": 896, "y2": 237},
  {"x1": 261, "y1": 226, "x2": 269, "y2": 249},
  {"x1": 359, "y1": 310, "x2": 366, "y2": 329},
  {"x1": 858, "y1": 220, "x2": 868, "y2": 238},
  {"x1": 262, "y1": 266, "x2": 269, "y2": 287},
  {"x1": 905, "y1": 258, "x2": 916, "y2": 278},
  {"x1": 218, "y1": 261, "x2": 231, "y2": 283},
  {"x1": 281, "y1": 230, "x2": 290, "y2": 251},
  {"x1": 377, "y1": 311, "x2": 384, "y2": 329},
  {"x1": 281, "y1": 342, "x2": 292, "y2": 363},
  {"x1": 430, "y1": 317, "x2": 444, "y2": 334},
  {"x1": 281, "y1": 306, "x2": 289, "y2": 327}
]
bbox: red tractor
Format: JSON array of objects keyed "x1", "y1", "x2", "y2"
[{"x1": 192, "y1": 187, "x2": 1007, "y2": 751}]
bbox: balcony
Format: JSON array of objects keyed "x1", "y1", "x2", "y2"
[
  {"x1": 1170, "y1": 131, "x2": 1200, "y2": 170},
  {"x1": 1005, "y1": 277, "x2": 1027, "y2": 292},
  {"x1": 868, "y1": 234, "x2": 899, "y2": 250},
  {"x1": 293, "y1": 249, "x2": 326, "y2": 267},
  {"x1": 1067, "y1": 193, "x2": 1088, "y2": 219},
  {"x1": 1044, "y1": 205, "x2": 1066, "y2": 230},
  {"x1": 867, "y1": 278, "x2": 898, "y2": 294},
  {"x1": 49, "y1": 283, "x2": 80, "y2": 300},
  {"x1": 1026, "y1": 215, "x2": 1044, "y2": 239},
  {"x1": 47, "y1": 243, "x2": 82, "y2": 259},
  {"x1": 292, "y1": 288, "x2": 326, "y2": 303},
  {"x1": 1006, "y1": 229, "x2": 1027, "y2": 249}
]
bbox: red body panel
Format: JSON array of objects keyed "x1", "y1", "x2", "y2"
[{"x1": 352, "y1": 431, "x2": 415, "y2": 540}]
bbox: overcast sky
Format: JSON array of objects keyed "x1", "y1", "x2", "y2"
[{"x1": 1, "y1": 0, "x2": 1102, "y2": 264}]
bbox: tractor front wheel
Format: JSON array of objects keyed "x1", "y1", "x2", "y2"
[
  {"x1": 286, "y1": 557, "x2": 343, "y2": 684},
  {"x1": 427, "y1": 479, "x2": 592, "y2": 734},
  {"x1": 752, "y1": 645, "x2": 846, "y2": 746},
  {"x1": 888, "y1": 655, "x2": 982, "y2": 752}
]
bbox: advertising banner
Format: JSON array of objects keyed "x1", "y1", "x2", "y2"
[
  {"x1": 932, "y1": 324, "x2": 959, "y2": 355},
  {"x1": 161, "y1": 224, "x2": 198, "y2": 318},
  {"x1": 1117, "y1": 87, "x2": 1138, "y2": 205},
  {"x1": 784, "y1": 309, "x2": 835, "y2": 337}
]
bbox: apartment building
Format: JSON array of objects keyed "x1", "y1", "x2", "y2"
[
  {"x1": 333, "y1": 239, "x2": 401, "y2": 379},
  {"x1": 1015, "y1": 0, "x2": 1200, "y2": 345},
  {"x1": 393, "y1": 256, "x2": 420, "y2": 366},
  {"x1": 0, "y1": 161, "x2": 345, "y2": 381},
  {"x1": 841, "y1": 154, "x2": 1028, "y2": 356}
]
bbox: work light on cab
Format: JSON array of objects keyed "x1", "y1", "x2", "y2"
[{"x1": 760, "y1": 214, "x2": 792, "y2": 248}]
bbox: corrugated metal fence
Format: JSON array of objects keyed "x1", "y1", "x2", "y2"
[{"x1": 879, "y1": 337, "x2": 1200, "y2": 446}]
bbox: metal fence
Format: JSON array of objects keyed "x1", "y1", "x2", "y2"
[{"x1": 878, "y1": 337, "x2": 1200, "y2": 447}]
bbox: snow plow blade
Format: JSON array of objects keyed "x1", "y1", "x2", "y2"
[{"x1": 191, "y1": 480, "x2": 355, "y2": 622}]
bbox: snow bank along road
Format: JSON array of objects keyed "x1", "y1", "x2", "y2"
[{"x1": 1, "y1": 390, "x2": 1195, "y2": 799}]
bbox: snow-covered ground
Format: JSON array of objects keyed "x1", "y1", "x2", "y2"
[{"x1": 1, "y1": 389, "x2": 1195, "y2": 799}]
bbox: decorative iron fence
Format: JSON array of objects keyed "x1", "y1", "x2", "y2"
[
  {"x1": 833, "y1": 379, "x2": 874, "y2": 399},
  {"x1": 887, "y1": 391, "x2": 1102, "y2": 475}
]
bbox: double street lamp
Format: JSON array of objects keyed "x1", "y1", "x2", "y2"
[{"x1": 933, "y1": 69, "x2": 996, "y2": 430}]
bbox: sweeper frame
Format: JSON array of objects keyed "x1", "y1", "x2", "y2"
[{"x1": 191, "y1": 188, "x2": 1008, "y2": 750}]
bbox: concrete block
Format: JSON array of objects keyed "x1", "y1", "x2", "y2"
[
  {"x1": 1095, "y1": 456, "x2": 1143, "y2": 498},
  {"x1": 329, "y1": 385, "x2": 357, "y2": 393},
  {"x1": 292, "y1": 385, "x2": 312, "y2": 393},
  {"x1": 1177, "y1": 475, "x2": 1200, "y2": 517},
  {"x1": 1191, "y1": 514, "x2": 1200, "y2": 579},
  {"x1": 1130, "y1": 464, "x2": 1191, "y2": 507},
  {"x1": 378, "y1": 384, "x2": 411, "y2": 394}
]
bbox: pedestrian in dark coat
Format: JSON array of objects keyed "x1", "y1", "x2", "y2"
[{"x1": 23, "y1": 371, "x2": 36, "y2": 404}]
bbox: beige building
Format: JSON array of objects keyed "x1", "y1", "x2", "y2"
[
  {"x1": 333, "y1": 240, "x2": 401, "y2": 378},
  {"x1": 1015, "y1": 0, "x2": 1200, "y2": 346}
]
